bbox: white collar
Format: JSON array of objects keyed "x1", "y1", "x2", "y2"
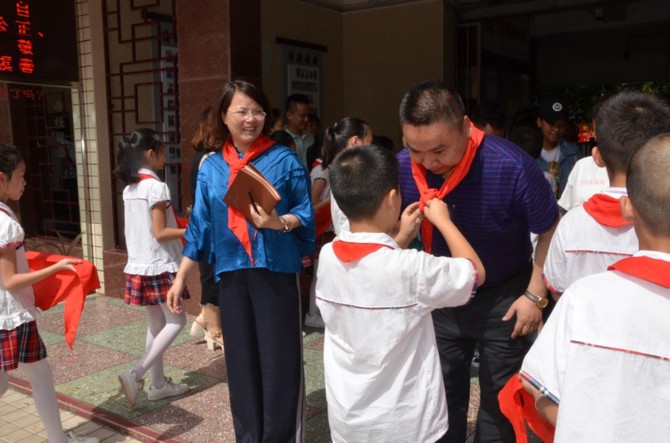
[
  {"x1": 336, "y1": 231, "x2": 399, "y2": 249},
  {"x1": 138, "y1": 168, "x2": 159, "y2": 179}
]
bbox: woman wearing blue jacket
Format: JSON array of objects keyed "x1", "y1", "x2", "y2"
[{"x1": 167, "y1": 80, "x2": 314, "y2": 443}]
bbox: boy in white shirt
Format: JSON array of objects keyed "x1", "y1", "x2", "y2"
[
  {"x1": 520, "y1": 132, "x2": 670, "y2": 442},
  {"x1": 544, "y1": 91, "x2": 670, "y2": 296},
  {"x1": 316, "y1": 145, "x2": 485, "y2": 442}
]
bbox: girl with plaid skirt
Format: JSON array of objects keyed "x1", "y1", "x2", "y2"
[
  {"x1": 0, "y1": 145, "x2": 97, "y2": 443},
  {"x1": 115, "y1": 129, "x2": 190, "y2": 407}
]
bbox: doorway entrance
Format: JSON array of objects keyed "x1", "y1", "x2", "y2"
[{"x1": 7, "y1": 83, "x2": 80, "y2": 239}]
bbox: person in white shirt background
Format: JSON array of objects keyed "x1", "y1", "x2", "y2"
[
  {"x1": 284, "y1": 93, "x2": 314, "y2": 167},
  {"x1": 556, "y1": 153, "x2": 609, "y2": 212},
  {"x1": 535, "y1": 98, "x2": 581, "y2": 198}
]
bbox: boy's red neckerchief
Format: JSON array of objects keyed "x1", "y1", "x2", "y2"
[
  {"x1": 332, "y1": 240, "x2": 393, "y2": 262},
  {"x1": 582, "y1": 193, "x2": 632, "y2": 228},
  {"x1": 608, "y1": 256, "x2": 670, "y2": 288}
]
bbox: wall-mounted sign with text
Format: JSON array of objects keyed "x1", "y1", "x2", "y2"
[
  {"x1": 286, "y1": 63, "x2": 320, "y2": 114},
  {"x1": 279, "y1": 38, "x2": 325, "y2": 117},
  {"x1": 0, "y1": 1, "x2": 79, "y2": 85}
]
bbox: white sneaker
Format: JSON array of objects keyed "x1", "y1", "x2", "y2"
[
  {"x1": 147, "y1": 377, "x2": 189, "y2": 401},
  {"x1": 304, "y1": 312, "x2": 325, "y2": 328},
  {"x1": 65, "y1": 431, "x2": 99, "y2": 443},
  {"x1": 118, "y1": 370, "x2": 144, "y2": 407}
]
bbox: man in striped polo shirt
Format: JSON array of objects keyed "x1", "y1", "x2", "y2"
[{"x1": 397, "y1": 81, "x2": 560, "y2": 442}]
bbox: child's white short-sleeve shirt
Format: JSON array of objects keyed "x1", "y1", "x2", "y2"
[
  {"x1": 0, "y1": 202, "x2": 37, "y2": 330},
  {"x1": 544, "y1": 187, "x2": 638, "y2": 295},
  {"x1": 309, "y1": 162, "x2": 330, "y2": 202},
  {"x1": 123, "y1": 169, "x2": 182, "y2": 275},
  {"x1": 522, "y1": 250, "x2": 670, "y2": 441},
  {"x1": 329, "y1": 194, "x2": 349, "y2": 235},
  {"x1": 316, "y1": 231, "x2": 476, "y2": 443}
]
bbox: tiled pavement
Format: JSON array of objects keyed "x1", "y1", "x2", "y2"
[{"x1": 3, "y1": 294, "x2": 484, "y2": 442}]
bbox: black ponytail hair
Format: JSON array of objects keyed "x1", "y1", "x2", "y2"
[
  {"x1": 321, "y1": 117, "x2": 370, "y2": 170},
  {"x1": 115, "y1": 128, "x2": 163, "y2": 184},
  {"x1": 0, "y1": 145, "x2": 24, "y2": 179}
]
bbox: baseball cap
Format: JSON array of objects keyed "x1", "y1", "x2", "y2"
[{"x1": 537, "y1": 98, "x2": 569, "y2": 124}]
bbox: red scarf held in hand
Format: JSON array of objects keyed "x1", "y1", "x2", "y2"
[
  {"x1": 582, "y1": 193, "x2": 632, "y2": 228},
  {"x1": 332, "y1": 240, "x2": 393, "y2": 262},
  {"x1": 0, "y1": 208, "x2": 99, "y2": 355},
  {"x1": 223, "y1": 134, "x2": 276, "y2": 262},
  {"x1": 411, "y1": 122, "x2": 484, "y2": 253},
  {"x1": 498, "y1": 375, "x2": 555, "y2": 443},
  {"x1": 608, "y1": 256, "x2": 670, "y2": 288},
  {"x1": 27, "y1": 251, "x2": 100, "y2": 354}
]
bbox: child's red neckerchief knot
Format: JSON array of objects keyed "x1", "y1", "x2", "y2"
[{"x1": 419, "y1": 188, "x2": 440, "y2": 212}]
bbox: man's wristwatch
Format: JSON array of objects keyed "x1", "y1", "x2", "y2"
[{"x1": 524, "y1": 290, "x2": 549, "y2": 309}]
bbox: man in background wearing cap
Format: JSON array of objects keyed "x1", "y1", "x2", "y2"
[{"x1": 536, "y1": 98, "x2": 581, "y2": 198}]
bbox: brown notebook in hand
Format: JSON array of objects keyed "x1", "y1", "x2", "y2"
[{"x1": 224, "y1": 163, "x2": 281, "y2": 226}]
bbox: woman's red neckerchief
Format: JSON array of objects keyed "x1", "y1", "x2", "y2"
[{"x1": 222, "y1": 134, "x2": 275, "y2": 262}]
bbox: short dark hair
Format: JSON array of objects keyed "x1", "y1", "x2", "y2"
[
  {"x1": 372, "y1": 135, "x2": 395, "y2": 153},
  {"x1": 269, "y1": 130, "x2": 295, "y2": 149},
  {"x1": 215, "y1": 80, "x2": 273, "y2": 138},
  {"x1": 330, "y1": 145, "x2": 398, "y2": 222},
  {"x1": 471, "y1": 102, "x2": 506, "y2": 131},
  {"x1": 399, "y1": 80, "x2": 465, "y2": 129},
  {"x1": 627, "y1": 132, "x2": 670, "y2": 237},
  {"x1": 285, "y1": 93, "x2": 310, "y2": 113},
  {"x1": 595, "y1": 91, "x2": 670, "y2": 174}
]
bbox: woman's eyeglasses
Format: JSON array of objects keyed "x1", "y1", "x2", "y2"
[{"x1": 229, "y1": 108, "x2": 267, "y2": 120}]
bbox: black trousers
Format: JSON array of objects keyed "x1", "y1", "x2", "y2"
[
  {"x1": 218, "y1": 268, "x2": 304, "y2": 443},
  {"x1": 198, "y1": 261, "x2": 219, "y2": 306},
  {"x1": 434, "y1": 263, "x2": 535, "y2": 443}
]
